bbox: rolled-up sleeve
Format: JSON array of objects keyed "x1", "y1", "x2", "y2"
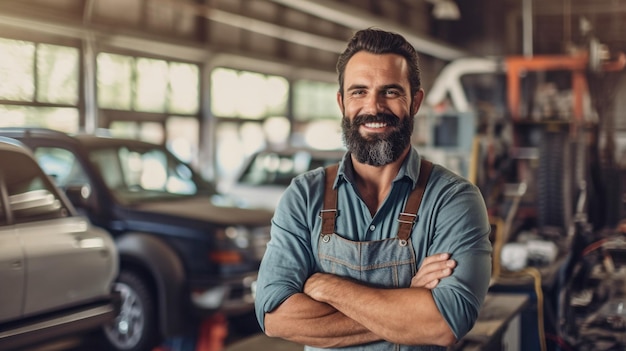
[
  {"x1": 254, "y1": 176, "x2": 319, "y2": 332},
  {"x1": 428, "y1": 178, "x2": 492, "y2": 339}
]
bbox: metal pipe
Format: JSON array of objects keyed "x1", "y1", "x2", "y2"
[{"x1": 522, "y1": 0, "x2": 533, "y2": 57}]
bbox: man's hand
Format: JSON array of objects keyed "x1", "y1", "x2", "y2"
[
  {"x1": 411, "y1": 253, "x2": 456, "y2": 289},
  {"x1": 304, "y1": 272, "x2": 338, "y2": 303}
]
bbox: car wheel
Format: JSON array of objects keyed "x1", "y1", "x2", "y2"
[{"x1": 102, "y1": 270, "x2": 160, "y2": 351}]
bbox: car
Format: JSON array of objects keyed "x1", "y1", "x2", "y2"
[
  {"x1": 219, "y1": 147, "x2": 345, "y2": 210},
  {"x1": 0, "y1": 128, "x2": 274, "y2": 351},
  {"x1": 0, "y1": 136, "x2": 119, "y2": 351}
]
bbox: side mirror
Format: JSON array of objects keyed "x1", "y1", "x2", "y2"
[{"x1": 65, "y1": 184, "x2": 91, "y2": 209}]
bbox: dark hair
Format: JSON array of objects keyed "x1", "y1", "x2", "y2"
[{"x1": 336, "y1": 28, "x2": 421, "y2": 100}]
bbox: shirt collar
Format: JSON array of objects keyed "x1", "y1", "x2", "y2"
[{"x1": 335, "y1": 147, "x2": 422, "y2": 189}]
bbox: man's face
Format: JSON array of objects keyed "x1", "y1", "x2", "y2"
[{"x1": 338, "y1": 52, "x2": 423, "y2": 166}]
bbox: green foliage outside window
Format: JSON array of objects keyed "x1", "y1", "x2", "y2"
[
  {"x1": 0, "y1": 38, "x2": 35, "y2": 101},
  {"x1": 97, "y1": 53, "x2": 199, "y2": 114}
]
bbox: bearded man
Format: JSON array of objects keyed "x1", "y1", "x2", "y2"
[{"x1": 254, "y1": 28, "x2": 492, "y2": 351}]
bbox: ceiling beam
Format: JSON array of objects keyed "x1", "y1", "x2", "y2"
[
  {"x1": 154, "y1": 0, "x2": 348, "y2": 53},
  {"x1": 267, "y1": 0, "x2": 469, "y2": 60},
  {"x1": 533, "y1": 2, "x2": 626, "y2": 16}
]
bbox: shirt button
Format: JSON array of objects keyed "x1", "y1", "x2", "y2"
[{"x1": 369, "y1": 225, "x2": 375, "y2": 231}]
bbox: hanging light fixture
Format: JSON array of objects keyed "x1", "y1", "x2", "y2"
[{"x1": 428, "y1": 0, "x2": 461, "y2": 20}]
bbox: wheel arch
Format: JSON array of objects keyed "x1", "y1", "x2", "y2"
[{"x1": 116, "y1": 232, "x2": 190, "y2": 337}]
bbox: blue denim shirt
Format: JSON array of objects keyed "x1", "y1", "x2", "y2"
[{"x1": 255, "y1": 147, "x2": 492, "y2": 346}]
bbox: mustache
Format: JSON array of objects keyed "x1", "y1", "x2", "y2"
[{"x1": 352, "y1": 113, "x2": 399, "y2": 127}]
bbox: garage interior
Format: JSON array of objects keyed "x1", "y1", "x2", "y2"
[{"x1": 1, "y1": 0, "x2": 626, "y2": 350}]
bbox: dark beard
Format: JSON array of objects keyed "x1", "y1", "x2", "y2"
[{"x1": 342, "y1": 112, "x2": 414, "y2": 166}]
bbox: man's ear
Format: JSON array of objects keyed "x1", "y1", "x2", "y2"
[
  {"x1": 337, "y1": 91, "x2": 344, "y2": 112},
  {"x1": 411, "y1": 89, "x2": 425, "y2": 116}
]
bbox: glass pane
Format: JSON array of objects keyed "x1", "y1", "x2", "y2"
[
  {"x1": 237, "y1": 72, "x2": 266, "y2": 119},
  {"x1": 212, "y1": 69, "x2": 288, "y2": 119},
  {"x1": 214, "y1": 123, "x2": 245, "y2": 181},
  {"x1": 0, "y1": 105, "x2": 78, "y2": 132},
  {"x1": 109, "y1": 121, "x2": 163, "y2": 144},
  {"x1": 302, "y1": 119, "x2": 343, "y2": 150},
  {"x1": 139, "y1": 122, "x2": 164, "y2": 144},
  {"x1": 3, "y1": 151, "x2": 68, "y2": 223},
  {"x1": 166, "y1": 116, "x2": 199, "y2": 164},
  {"x1": 34, "y1": 147, "x2": 89, "y2": 189},
  {"x1": 89, "y1": 145, "x2": 199, "y2": 203},
  {"x1": 0, "y1": 38, "x2": 35, "y2": 101},
  {"x1": 97, "y1": 53, "x2": 133, "y2": 109},
  {"x1": 263, "y1": 116, "x2": 290, "y2": 145},
  {"x1": 37, "y1": 44, "x2": 79, "y2": 105},
  {"x1": 265, "y1": 76, "x2": 289, "y2": 116},
  {"x1": 135, "y1": 58, "x2": 168, "y2": 112},
  {"x1": 169, "y1": 63, "x2": 199, "y2": 114},
  {"x1": 109, "y1": 121, "x2": 138, "y2": 139},
  {"x1": 211, "y1": 68, "x2": 239, "y2": 117},
  {"x1": 293, "y1": 80, "x2": 341, "y2": 121}
]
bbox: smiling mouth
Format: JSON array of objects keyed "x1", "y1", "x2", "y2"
[{"x1": 363, "y1": 122, "x2": 388, "y2": 129}]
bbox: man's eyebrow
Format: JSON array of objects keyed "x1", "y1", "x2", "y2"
[
  {"x1": 346, "y1": 83, "x2": 406, "y2": 92},
  {"x1": 346, "y1": 83, "x2": 368, "y2": 91},
  {"x1": 380, "y1": 84, "x2": 406, "y2": 92}
]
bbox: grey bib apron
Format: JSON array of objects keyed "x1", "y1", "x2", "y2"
[{"x1": 306, "y1": 161, "x2": 444, "y2": 351}]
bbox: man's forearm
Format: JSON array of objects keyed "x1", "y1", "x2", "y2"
[
  {"x1": 264, "y1": 292, "x2": 381, "y2": 348},
  {"x1": 305, "y1": 273, "x2": 457, "y2": 347}
]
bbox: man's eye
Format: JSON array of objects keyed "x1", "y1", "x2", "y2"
[
  {"x1": 351, "y1": 90, "x2": 366, "y2": 96},
  {"x1": 384, "y1": 90, "x2": 400, "y2": 96}
]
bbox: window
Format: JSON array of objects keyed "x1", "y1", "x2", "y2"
[
  {"x1": 96, "y1": 53, "x2": 133, "y2": 110},
  {"x1": 97, "y1": 53, "x2": 199, "y2": 114},
  {"x1": 210, "y1": 68, "x2": 288, "y2": 119},
  {"x1": 0, "y1": 38, "x2": 79, "y2": 132},
  {"x1": 0, "y1": 150, "x2": 68, "y2": 223},
  {"x1": 109, "y1": 121, "x2": 165, "y2": 144},
  {"x1": 210, "y1": 68, "x2": 290, "y2": 181},
  {"x1": 293, "y1": 80, "x2": 340, "y2": 121},
  {"x1": 34, "y1": 147, "x2": 89, "y2": 189},
  {"x1": 292, "y1": 80, "x2": 343, "y2": 150},
  {"x1": 89, "y1": 145, "x2": 200, "y2": 204}
]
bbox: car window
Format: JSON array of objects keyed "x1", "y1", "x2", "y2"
[
  {"x1": 239, "y1": 151, "x2": 342, "y2": 186},
  {"x1": 89, "y1": 145, "x2": 198, "y2": 203},
  {"x1": 34, "y1": 147, "x2": 90, "y2": 188},
  {"x1": 0, "y1": 150, "x2": 69, "y2": 224}
]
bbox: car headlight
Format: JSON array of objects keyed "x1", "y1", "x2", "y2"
[{"x1": 224, "y1": 226, "x2": 250, "y2": 249}]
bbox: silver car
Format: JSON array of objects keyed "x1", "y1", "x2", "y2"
[
  {"x1": 219, "y1": 147, "x2": 345, "y2": 210},
  {"x1": 0, "y1": 136, "x2": 119, "y2": 350}
]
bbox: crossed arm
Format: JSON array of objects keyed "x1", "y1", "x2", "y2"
[{"x1": 264, "y1": 253, "x2": 458, "y2": 348}]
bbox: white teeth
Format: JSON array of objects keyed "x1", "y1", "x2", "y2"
[{"x1": 364, "y1": 122, "x2": 387, "y2": 128}]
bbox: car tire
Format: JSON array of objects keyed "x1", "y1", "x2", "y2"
[
  {"x1": 101, "y1": 270, "x2": 160, "y2": 351},
  {"x1": 537, "y1": 128, "x2": 574, "y2": 233}
]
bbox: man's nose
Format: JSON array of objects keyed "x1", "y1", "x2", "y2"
[{"x1": 362, "y1": 94, "x2": 385, "y2": 114}]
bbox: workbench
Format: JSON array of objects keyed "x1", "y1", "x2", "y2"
[{"x1": 450, "y1": 293, "x2": 530, "y2": 351}]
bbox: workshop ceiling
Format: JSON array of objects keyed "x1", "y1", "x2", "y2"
[{"x1": 0, "y1": 0, "x2": 624, "y2": 76}]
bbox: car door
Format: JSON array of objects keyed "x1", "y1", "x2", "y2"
[
  {"x1": 4, "y1": 150, "x2": 114, "y2": 316},
  {"x1": 0, "y1": 170, "x2": 25, "y2": 323}
]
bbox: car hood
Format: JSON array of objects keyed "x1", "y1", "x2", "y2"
[{"x1": 134, "y1": 196, "x2": 273, "y2": 226}]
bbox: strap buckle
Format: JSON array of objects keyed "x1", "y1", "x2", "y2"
[{"x1": 397, "y1": 212, "x2": 418, "y2": 225}]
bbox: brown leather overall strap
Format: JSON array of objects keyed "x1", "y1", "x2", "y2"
[
  {"x1": 320, "y1": 163, "x2": 339, "y2": 235},
  {"x1": 321, "y1": 160, "x2": 433, "y2": 239},
  {"x1": 397, "y1": 159, "x2": 433, "y2": 241}
]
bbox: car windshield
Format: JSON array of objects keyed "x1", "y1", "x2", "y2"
[
  {"x1": 239, "y1": 150, "x2": 343, "y2": 187},
  {"x1": 88, "y1": 144, "x2": 215, "y2": 203}
]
